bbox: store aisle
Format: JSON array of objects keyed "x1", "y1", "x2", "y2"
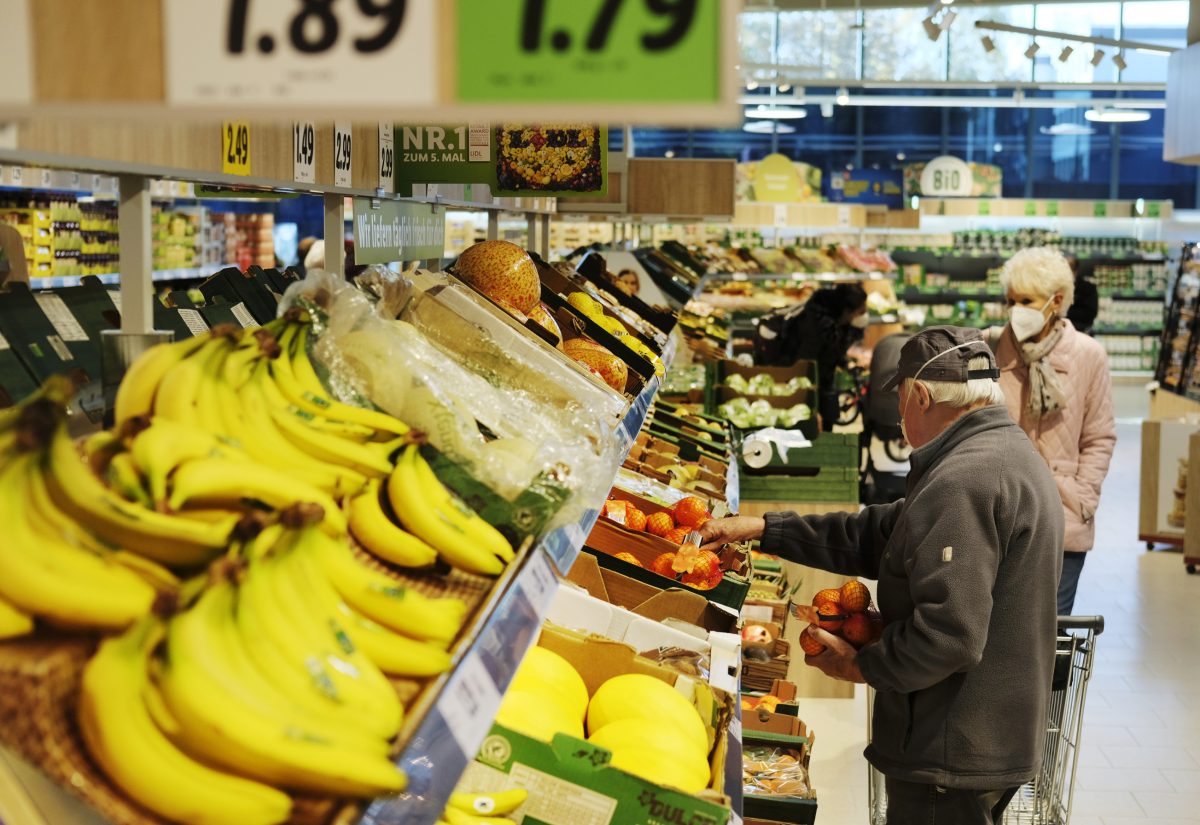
[{"x1": 801, "y1": 386, "x2": 1200, "y2": 824}]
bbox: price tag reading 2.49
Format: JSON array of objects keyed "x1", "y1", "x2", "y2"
[
  {"x1": 164, "y1": 0, "x2": 437, "y2": 108},
  {"x1": 457, "y1": 0, "x2": 720, "y2": 104},
  {"x1": 223, "y1": 122, "x2": 252, "y2": 176}
]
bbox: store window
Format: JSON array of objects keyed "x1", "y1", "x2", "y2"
[
  {"x1": 1120, "y1": 1, "x2": 1187, "y2": 82},
  {"x1": 862, "y1": 8, "x2": 949, "y2": 82},
  {"x1": 947, "y1": 5, "x2": 1035, "y2": 82},
  {"x1": 1118, "y1": 105, "x2": 1200, "y2": 204},
  {"x1": 947, "y1": 104, "x2": 1033, "y2": 198},
  {"x1": 776, "y1": 10, "x2": 861, "y2": 81},
  {"x1": 1031, "y1": 3, "x2": 1121, "y2": 83},
  {"x1": 1029, "y1": 98, "x2": 1115, "y2": 200}
]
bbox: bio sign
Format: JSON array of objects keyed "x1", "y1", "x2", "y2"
[
  {"x1": 395, "y1": 123, "x2": 608, "y2": 197},
  {"x1": 352, "y1": 198, "x2": 445, "y2": 265},
  {"x1": 905, "y1": 157, "x2": 1003, "y2": 199}
]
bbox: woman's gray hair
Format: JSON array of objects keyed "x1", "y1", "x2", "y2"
[
  {"x1": 999, "y1": 247, "x2": 1075, "y2": 313},
  {"x1": 905, "y1": 356, "x2": 1006, "y2": 409}
]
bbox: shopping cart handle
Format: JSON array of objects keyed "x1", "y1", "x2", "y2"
[{"x1": 1056, "y1": 615, "x2": 1104, "y2": 634}]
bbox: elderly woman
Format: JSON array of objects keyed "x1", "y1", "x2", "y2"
[{"x1": 992, "y1": 247, "x2": 1116, "y2": 614}]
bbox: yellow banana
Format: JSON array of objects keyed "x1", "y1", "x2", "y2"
[
  {"x1": 272, "y1": 324, "x2": 409, "y2": 437},
  {"x1": 167, "y1": 456, "x2": 348, "y2": 536},
  {"x1": 0, "y1": 453, "x2": 156, "y2": 630},
  {"x1": 152, "y1": 337, "x2": 222, "y2": 427},
  {"x1": 84, "y1": 429, "x2": 123, "y2": 475},
  {"x1": 387, "y1": 445, "x2": 511, "y2": 576},
  {"x1": 449, "y1": 788, "x2": 529, "y2": 816},
  {"x1": 311, "y1": 531, "x2": 468, "y2": 646},
  {"x1": 130, "y1": 417, "x2": 236, "y2": 505},
  {"x1": 349, "y1": 479, "x2": 439, "y2": 568},
  {"x1": 442, "y1": 807, "x2": 517, "y2": 825},
  {"x1": 113, "y1": 335, "x2": 208, "y2": 426},
  {"x1": 0, "y1": 596, "x2": 34, "y2": 640},
  {"x1": 157, "y1": 585, "x2": 408, "y2": 797},
  {"x1": 410, "y1": 447, "x2": 514, "y2": 564},
  {"x1": 336, "y1": 603, "x2": 452, "y2": 678},
  {"x1": 44, "y1": 424, "x2": 234, "y2": 567},
  {"x1": 108, "y1": 551, "x2": 182, "y2": 595},
  {"x1": 105, "y1": 451, "x2": 154, "y2": 509},
  {"x1": 78, "y1": 617, "x2": 293, "y2": 825}
]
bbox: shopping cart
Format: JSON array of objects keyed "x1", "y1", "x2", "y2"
[{"x1": 867, "y1": 615, "x2": 1105, "y2": 825}]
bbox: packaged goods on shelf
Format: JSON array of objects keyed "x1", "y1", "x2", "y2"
[
  {"x1": 1157, "y1": 245, "x2": 1200, "y2": 392},
  {"x1": 1095, "y1": 333, "x2": 1160, "y2": 371}
]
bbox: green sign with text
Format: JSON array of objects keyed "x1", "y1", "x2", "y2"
[
  {"x1": 456, "y1": 0, "x2": 720, "y2": 104},
  {"x1": 352, "y1": 199, "x2": 445, "y2": 265}
]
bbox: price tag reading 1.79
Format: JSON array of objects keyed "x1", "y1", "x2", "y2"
[
  {"x1": 457, "y1": 0, "x2": 720, "y2": 104},
  {"x1": 164, "y1": 0, "x2": 437, "y2": 107}
]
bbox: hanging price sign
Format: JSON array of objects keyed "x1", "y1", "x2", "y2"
[
  {"x1": 333, "y1": 122, "x2": 353, "y2": 188},
  {"x1": 222, "y1": 122, "x2": 252, "y2": 175},
  {"x1": 293, "y1": 121, "x2": 316, "y2": 183},
  {"x1": 457, "y1": 0, "x2": 723, "y2": 105},
  {"x1": 378, "y1": 123, "x2": 395, "y2": 192},
  {"x1": 163, "y1": 0, "x2": 437, "y2": 108}
]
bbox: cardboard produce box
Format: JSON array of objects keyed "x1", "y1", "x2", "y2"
[
  {"x1": 742, "y1": 728, "x2": 818, "y2": 825},
  {"x1": 461, "y1": 623, "x2": 735, "y2": 825}
]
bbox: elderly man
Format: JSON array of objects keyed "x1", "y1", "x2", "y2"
[{"x1": 699, "y1": 326, "x2": 1063, "y2": 825}]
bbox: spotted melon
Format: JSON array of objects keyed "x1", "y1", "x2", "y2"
[
  {"x1": 563, "y1": 338, "x2": 628, "y2": 393},
  {"x1": 528, "y1": 302, "x2": 562, "y2": 344},
  {"x1": 456, "y1": 240, "x2": 541, "y2": 315}
]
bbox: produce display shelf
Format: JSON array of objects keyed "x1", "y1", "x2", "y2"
[
  {"x1": 1106, "y1": 291, "x2": 1167, "y2": 301},
  {"x1": 360, "y1": 377, "x2": 662, "y2": 825},
  {"x1": 1093, "y1": 325, "x2": 1163, "y2": 335},
  {"x1": 28, "y1": 267, "x2": 223, "y2": 288},
  {"x1": 704, "y1": 271, "x2": 892, "y2": 285},
  {"x1": 898, "y1": 290, "x2": 1001, "y2": 304}
]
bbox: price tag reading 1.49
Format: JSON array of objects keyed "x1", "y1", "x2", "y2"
[
  {"x1": 457, "y1": 0, "x2": 720, "y2": 104},
  {"x1": 164, "y1": 0, "x2": 437, "y2": 107}
]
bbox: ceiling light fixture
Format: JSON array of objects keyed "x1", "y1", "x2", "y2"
[
  {"x1": 835, "y1": 87, "x2": 850, "y2": 106},
  {"x1": 981, "y1": 35, "x2": 996, "y2": 52},
  {"x1": 742, "y1": 121, "x2": 797, "y2": 134},
  {"x1": 1112, "y1": 53, "x2": 1127, "y2": 70},
  {"x1": 664, "y1": 150, "x2": 676, "y2": 158},
  {"x1": 1091, "y1": 49, "x2": 1106, "y2": 66},
  {"x1": 896, "y1": 152, "x2": 907, "y2": 161},
  {"x1": 1084, "y1": 106, "x2": 1151, "y2": 122},
  {"x1": 923, "y1": 17, "x2": 942, "y2": 41},
  {"x1": 1059, "y1": 45, "x2": 1074, "y2": 61},
  {"x1": 746, "y1": 81, "x2": 759, "y2": 91},
  {"x1": 821, "y1": 102, "x2": 835, "y2": 117},
  {"x1": 973, "y1": 20, "x2": 1178, "y2": 54},
  {"x1": 778, "y1": 83, "x2": 792, "y2": 93},
  {"x1": 1024, "y1": 42, "x2": 1040, "y2": 59},
  {"x1": 939, "y1": 10, "x2": 957, "y2": 30},
  {"x1": 746, "y1": 105, "x2": 808, "y2": 119}
]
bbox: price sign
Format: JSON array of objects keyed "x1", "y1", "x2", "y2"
[
  {"x1": 442, "y1": 653, "x2": 503, "y2": 758},
  {"x1": 222, "y1": 122, "x2": 252, "y2": 175},
  {"x1": 163, "y1": 0, "x2": 437, "y2": 108},
  {"x1": 1024, "y1": 201, "x2": 1037, "y2": 217},
  {"x1": 457, "y1": 0, "x2": 722, "y2": 104},
  {"x1": 334, "y1": 122, "x2": 353, "y2": 187},
  {"x1": 378, "y1": 123, "x2": 395, "y2": 192},
  {"x1": 517, "y1": 551, "x2": 559, "y2": 619},
  {"x1": 1094, "y1": 201, "x2": 1108, "y2": 218},
  {"x1": 978, "y1": 200, "x2": 991, "y2": 216},
  {"x1": 39, "y1": 169, "x2": 52, "y2": 189},
  {"x1": 919, "y1": 156, "x2": 972, "y2": 197},
  {"x1": 1148, "y1": 201, "x2": 1162, "y2": 218},
  {"x1": 1046, "y1": 201, "x2": 1060, "y2": 217},
  {"x1": 0, "y1": 0, "x2": 32, "y2": 106},
  {"x1": 293, "y1": 121, "x2": 316, "y2": 183},
  {"x1": 9, "y1": 166, "x2": 22, "y2": 186}
]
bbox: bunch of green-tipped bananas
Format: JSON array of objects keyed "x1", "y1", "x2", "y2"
[{"x1": 77, "y1": 506, "x2": 472, "y2": 823}]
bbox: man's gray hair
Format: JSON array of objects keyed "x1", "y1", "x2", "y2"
[{"x1": 904, "y1": 355, "x2": 1005, "y2": 409}]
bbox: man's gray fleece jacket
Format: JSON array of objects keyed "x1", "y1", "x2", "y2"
[{"x1": 762, "y1": 405, "x2": 1064, "y2": 790}]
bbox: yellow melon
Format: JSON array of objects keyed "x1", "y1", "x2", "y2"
[
  {"x1": 495, "y1": 689, "x2": 584, "y2": 742},
  {"x1": 586, "y1": 674, "x2": 707, "y2": 751},
  {"x1": 508, "y1": 645, "x2": 589, "y2": 721}
]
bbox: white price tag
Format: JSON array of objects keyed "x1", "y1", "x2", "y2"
[
  {"x1": 293, "y1": 121, "x2": 316, "y2": 184},
  {"x1": 442, "y1": 653, "x2": 503, "y2": 759},
  {"x1": 468, "y1": 123, "x2": 491, "y2": 163},
  {"x1": 729, "y1": 714, "x2": 743, "y2": 743},
  {"x1": 518, "y1": 552, "x2": 559, "y2": 618},
  {"x1": 34, "y1": 294, "x2": 90, "y2": 343},
  {"x1": 178, "y1": 309, "x2": 210, "y2": 337},
  {"x1": 91, "y1": 174, "x2": 103, "y2": 192},
  {"x1": 229, "y1": 302, "x2": 259, "y2": 329},
  {"x1": 378, "y1": 123, "x2": 395, "y2": 192},
  {"x1": 0, "y1": 0, "x2": 32, "y2": 106},
  {"x1": 39, "y1": 169, "x2": 52, "y2": 189},
  {"x1": 69, "y1": 172, "x2": 81, "y2": 190},
  {"x1": 836, "y1": 205, "x2": 852, "y2": 228},
  {"x1": 333, "y1": 122, "x2": 353, "y2": 188},
  {"x1": 0, "y1": 330, "x2": 10, "y2": 351},
  {"x1": 45, "y1": 335, "x2": 73, "y2": 362},
  {"x1": 773, "y1": 204, "x2": 788, "y2": 228},
  {"x1": 163, "y1": 0, "x2": 437, "y2": 108}
]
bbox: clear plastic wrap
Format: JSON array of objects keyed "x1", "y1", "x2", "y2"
[
  {"x1": 279, "y1": 267, "x2": 626, "y2": 529},
  {"x1": 743, "y1": 745, "x2": 815, "y2": 798}
]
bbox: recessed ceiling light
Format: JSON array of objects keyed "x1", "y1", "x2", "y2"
[
  {"x1": 1085, "y1": 106, "x2": 1151, "y2": 122},
  {"x1": 746, "y1": 105, "x2": 808, "y2": 120},
  {"x1": 664, "y1": 150, "x2": 676, "y2": 158},
  {"x1": 897, "y1": 152, "x2": 907, "y2": 161},
  {"x1": 742, "y1": 121, "x2": 797, "y2": 134}
]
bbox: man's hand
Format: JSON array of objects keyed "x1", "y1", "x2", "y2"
[
  {"x1": 802, "y1": 627, "x2": 866, "y2": 684},
  {"x1": 696, "y1": 516, "x2": 766, "y2": 552}
]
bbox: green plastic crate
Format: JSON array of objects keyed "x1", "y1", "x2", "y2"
[{"x1": 739, "y1": 466, "x2": 859, "y2": 503}]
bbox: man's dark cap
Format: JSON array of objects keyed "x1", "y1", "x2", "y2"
[{"x1": 880, "y1": 326, "x2": 1000, "y2": 392}]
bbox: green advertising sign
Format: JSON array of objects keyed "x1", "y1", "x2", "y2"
[
  {"x1": 978, "y1": 200, "x2": 991, "y2": 216},
  {"x1": 1024, "y1": 201, "x2": 1037, "y2": 216},
  {"x1": 1046, "y1": 201, "x2": 1060, "y2": 217},
  {"x1": 352, "y1": 199, "x2": 445, "y2": 265},
  {"x1": 1148, "y1": 201, "x2": 1162, "y2": 218},
  {"x1": 456, "y1": 0, "x2": 721, "y2": 104},
  {"x1": 395, "y1": 123, "x2": 608, "y2": 197},
  {"x1": 1094, "y1": 201, "x2": 1108, "y2": 217}
]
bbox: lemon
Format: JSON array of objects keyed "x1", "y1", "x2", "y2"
[
  {"x1": 508, "y1": 646, "x2": 589, "y2": 721},
  {"x1": 586, "y1": 674, "x2": 707, "y2": 752}
]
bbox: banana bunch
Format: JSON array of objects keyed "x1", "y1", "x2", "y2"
[
  {"x1": 439, "y1": 788, "x2": 529, "y2": 825},
  {"x1": 0, "y1": 384, "x2": 185, "y2": 632}
]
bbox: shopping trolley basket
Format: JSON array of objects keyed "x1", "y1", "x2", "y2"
[{"x1": 867, "y1": 615, "x2": 1104, "y2": 825}]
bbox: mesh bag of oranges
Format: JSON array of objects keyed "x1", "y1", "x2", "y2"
[{"x1": 797, "y1": 581, "x2": 883, "y2": 656}]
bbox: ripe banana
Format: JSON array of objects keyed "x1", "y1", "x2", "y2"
[
  {"x1": 310, "y1": 531, "x2": 468, "y2": 646},
  {"x1": 0, "y1": 596, "x2": 34, "y2": 640},
  {"x1": 336, "y1": 603, "x2": 452, "y2": 677},
  {"x1": 104, "y1": 451, "x2": 154, "y2": 509},
  {"x1": 113, "y1": 335, "x2": 208, "y2": 426},
  {"x1": 388, "y1": 445, "x2": 512, "y2": 576},
  {"x1": 442, "y1": 807, "x2": 517, "y2": 825},
  {"x1": 130, "y1": 417, "x2": 235, "y2": 505},
  {"x1": 157, "y1": 585, "x2": 408, "y2": 797},
  {"x1": 167, "y1": 456, "x2": 348, "y2": 537},
  {"x1": 0, "y1": 453, "x2": 156, "y2": 630},
  {"x1": 152, "y1": 337, "x2": 220, "y2": 427},
  {"x1": 449, "y1": 788, "x2": 529, "y2": 816},
  {"x1": 44, "y1": 424, "x2": 235, "y2": 567},
  {"x1": 349, "y1": 479, "x2": 439, "y2": 568},
  {"x1": 78, "y1": 617, "x2": 293, "y2": 825}
]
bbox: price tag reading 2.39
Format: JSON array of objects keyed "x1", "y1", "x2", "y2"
[
  {"x1": 164, "y1": 0, "x2": 437, "y2": 108},
  {"x1": 457, "y1": 0, "x2": 721, "y2": 104}
]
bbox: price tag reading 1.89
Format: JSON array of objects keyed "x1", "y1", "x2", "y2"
[{"x1": 457, "y1": 0, "x2": 720, "y2": 104}]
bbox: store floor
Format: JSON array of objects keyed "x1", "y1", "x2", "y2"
[{"x1": 797, "y1": 382, "x2": 1200, "y2": 824}]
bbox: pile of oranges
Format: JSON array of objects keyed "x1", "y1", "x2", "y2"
[
  {"x1": 601, "y1": 496, "x2": 711, "y2": 544},
  {"x1": 799, "y1": 580, "x2": 884, "y2": 656}
]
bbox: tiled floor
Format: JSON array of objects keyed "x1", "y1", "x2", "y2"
[{"x1": 798, "y1": 383, "x2": 1200, "y2": 824}]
